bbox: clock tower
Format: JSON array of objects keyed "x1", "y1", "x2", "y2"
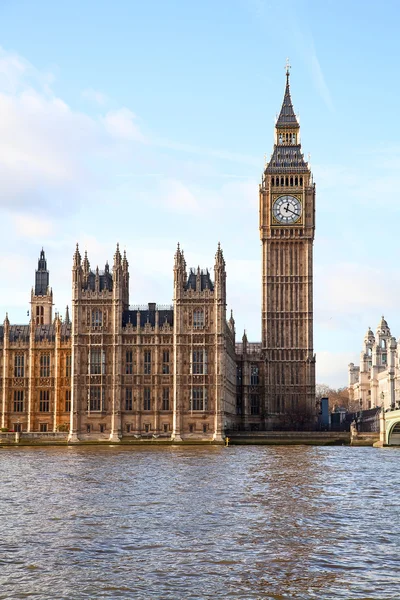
[{"x1": 259, "y1": 64, "x2": 316, "y2": 424}]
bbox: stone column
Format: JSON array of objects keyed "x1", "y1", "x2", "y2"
[{"x1": 1, "y1": 316, "x2": 9, "y2": 429}]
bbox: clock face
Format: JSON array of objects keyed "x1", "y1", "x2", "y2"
[{"x1": 273, "y1": 195, "x2": 302, "y2": 224}]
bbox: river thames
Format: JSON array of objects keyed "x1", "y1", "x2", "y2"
[{"x1": 0, "y1": 445, "x2": 399, "y2": 599}]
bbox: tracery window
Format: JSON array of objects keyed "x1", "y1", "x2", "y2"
[
  {"x1": 192, "y1": 350, "x2": 207, "y2": 375},
  {"x1": 193, "y1": 309, "x2": 204, "y2": 329},
  {"x1": 162, "y1": 388, "x2": 170, "y2": 411},
  {"x1": 40, "y1": 354, "x2": 50, "y2": 377},
  {"x1": 250, "y1": 394, "x2": 260, "y2": 415},
  {"x1": 65, "y1": 390, "x2": 71, "y2": 412},
  {"x1": 65, "y1": 355, "x2": 72, "y2": 377},
  {"x1": 89, "y1": 349, "x2": 106, "y2": 375},
  {"x1": 144, "y1": 350, "x2": 151, "y2": 375},
  {"x1": 250, "y1": 365, "x2": 259, "y2": 386},
  {"x1": 190, "y1": 387, "x2": 207, "y2": 411},
  {"x1": 89, "y1": 387, "x2": 104, "y2": 411},
  {"x1": 143, "y1": 388, "x2": 151, "y2": 411},
  {"x1": 14, "y1": 355, "x2": 24, "y2": 378},
  {"x1": 162, "y1": 350, "x2": 170, "y2": 374},
  {"x1": 125, "y1": 388, "x2": 133, "y2": 411},
  {"x1": 126, "y1": 351, "x2": 133, "y2": 374},
  {"x1": 92, "y1": 310, "x2": 103, "y2": 327},
  {"x1": 39, "y1": 390, "x2": 50, "y2": 412},
  {"x1": 13, "y1": 390, "x2": 24, "y2": 412}
]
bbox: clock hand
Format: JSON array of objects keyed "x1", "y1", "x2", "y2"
[{"x1": 285, "y1": 206, "x2": 298, "y2": 216}]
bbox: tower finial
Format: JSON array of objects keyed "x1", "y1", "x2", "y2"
[{"x1": 285, "y1": 57, "x2": 291, "y2": 82}]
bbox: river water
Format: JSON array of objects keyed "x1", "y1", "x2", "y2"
[{"x1": 0, "y1": 445, "x2": 399, "y2": 599}]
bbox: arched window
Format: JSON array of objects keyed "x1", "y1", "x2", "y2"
[
  {"x1": 381, "y1": 339, "x2": 386, "y2": 349},
  {"x1": 285, "y1": 177, "x2": 289, "y2": 186},
  {"x1": 290, "y1": 177, "x2": 293, "y2": 186},
  {"x1": 280, "y1": 176, "x2": 284, "y2": 186},
  {"x1": 271, "y1": 177, "x2": 275, "y2": 186},
  {"x1": 92, "y1": 310, "x2": 103, "y2": 327},
  {"x1": 295, "y1": 177, "x2": 298, "y2": 186},
  {"x1": 300, "y1": 177, "x2": 303, "y2": 186}
]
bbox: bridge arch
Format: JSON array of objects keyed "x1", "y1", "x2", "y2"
[{"x1": 388, "y1": 420, "x2": 400, "y2": 445}]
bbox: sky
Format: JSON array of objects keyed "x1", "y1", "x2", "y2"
[{"x1": 1, "y1": 0, "x2": 400, "y2": 388}]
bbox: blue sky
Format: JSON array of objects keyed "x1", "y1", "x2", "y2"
[{"x1": 1, "y1": 0, "x2": 400, "y2": 387}]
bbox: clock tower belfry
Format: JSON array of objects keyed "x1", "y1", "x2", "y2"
[{"x1": 259, "y1": 64, "x2": 316, "y2": 424}]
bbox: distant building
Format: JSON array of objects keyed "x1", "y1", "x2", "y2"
[
  {"x1": 349, "y1": 316, "x2": 398, "y2": 411},
  {"x1": 0, "y1": 68, "x2": 316, "y2": 440}
]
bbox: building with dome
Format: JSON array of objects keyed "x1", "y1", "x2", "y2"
[
  {"x1": 348, "y1": 316, "x2": 398, "y2": 411},
  {"x1": 0, "y1": 67, "x2": 316, "y2": 441}
]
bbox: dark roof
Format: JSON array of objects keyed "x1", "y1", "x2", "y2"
[
  {"x1": 122, "y1": 307, "x2": 173, "y2": 329},
  {"x1": 265, "y1": 144, "x2": 309, "y2": 174},
  {"x1": 185, "y1": 269, "x2": 214, "y2": 292},
  {"x1": 34, "y1": 323, "x2": 71, "y2": 342},
  {"x1": 0, "y1": 323, "x2": 71, "y2": 343},
  {"x1": 83, "y1": 270, "x2": 113, "y2": 292},
  {"x1": 276, "y1": 76, "x2": 299, "y2": 128}
]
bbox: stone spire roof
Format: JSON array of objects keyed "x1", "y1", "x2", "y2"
[{"x1": 276, "y1": 65, "x2": 299, "y2": 129}]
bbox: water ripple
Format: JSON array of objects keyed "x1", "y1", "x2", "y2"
[{"x1": 0, "y1": 446, "x2": 399, "y2": 599}]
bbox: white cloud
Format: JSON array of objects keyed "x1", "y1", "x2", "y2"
[
  {"x1": 11, "y1": 213, "x2": 56, "y2": 238},
  {"x1": 159, "y1": 178, "x2": 199, "y2": 214},
  {"x1": 103, "y1": 108, "x2": 146, "y2": 142},
  {"x1": 82, "y1": 88, "x2": 108, "y2": 106}
]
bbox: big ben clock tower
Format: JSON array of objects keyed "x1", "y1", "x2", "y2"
[{"x1": 259, "y1": 63, "x2": 316, "y2": 423}]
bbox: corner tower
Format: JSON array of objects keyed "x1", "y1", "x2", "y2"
[
  {"x1": 30, "y1": 249, "x2": 53, "y2": 325},
  {"x1": 259, "y1": 64, "x2": 316, "y2": 423}
]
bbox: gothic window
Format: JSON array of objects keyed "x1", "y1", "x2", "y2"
[
  {"x1": 65, "y1": 354, "x2": 72, "y2": 377},
  {"x1": 192, "y1": 350, "x2": 207, "y2": 375},
  {"x1": 126, "y1": 351, "x2": 133, "y2": 374},
  {"x1": 295, "y1": 177, "x2": 298, "y2": 186},
  {"x1": 13, "y1": 390, "x2": 24, "y2": 412},
  {"x1": 14, "y1": 355, "x2": 24, "y2": 378},
  {"x1": 280, "y1": 177, "x2": 284, "y2": 186},
  {"x1": 190, "y1": 388, "x2": 207, "y2": 411},
  {"x1": 236, "y1": 366, "x2": 242, "y2": 385},
  {"x1": 89, "y1": 349, "x2": 105, "y2": 375},
  {"x1": 300, "y1": 177, "x2": 303, "y2": 186},
  {"x1": 382, "y1": 353, "x2": 387, "y2": 364},
  {"x1": 290, "y1": 177, "x2": 293, "y2": 186},
  {"x1": 39, "y1": 423, "x2": 48, "y2": 432},
  {"x1": 193, "y1": 309, "x2": 204, "y2": 329},
  {"x1": 144, "y1": 351, "x2": 151, "y2": 374},
  {"x1": 65, "y1": 390, "x2": 71, "y2": 412},
  {"x1": 250, "y1": 394, "x2": 260, "y2": 415},
  {"x1": 162, "y1": 388, "x2": 170, "y2": 411},
  {"x1": 92, "y1": 310, "x2": 103, "y2": 327},
  {"x1": 40, "y1": 354, "x2": 50, "y2": 377},
  {"x1": 143, "y1": 388, "x2": 151, "y2": 411},
  {"x1": 381, "y1": 339, "x2": 386, "y2": 349},
  {"x1": 89, "y1": 387, "x2": 104, "y2": 411},
  {"x1": 39, "y1": 390, "x2": 50, "y2": 412},
  {"x1": 271, "y1": 177, "x2": 275, "y2": 186},
  {"x1": 250, "y1": 365, "x2": 259, "y2": 386},
  {"x1": 162, "y1": 350, "x2": 170, "y2": 374},
  {"x1": 125, "y1": 388, "x2": 133, "y2": 411}
]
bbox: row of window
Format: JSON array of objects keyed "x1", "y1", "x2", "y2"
[
  {"x1": 13, "y1": 355, "x2": 71, "y2": 378},
  {"x1": 11, "y1": 386, "x2": 209, "y2": 413},
  {"x1": 125, "y1": 349, "x2": 208, "y2": 375},
  {"x1": 12, "y1": 390, "x2": 71, "y2": 413},
  {"x1": 236, "y1": 365, "x2": 260, "y2": 386},
  {"x1": 90, "y1": 309, "x2": 205, "y2": 330},
  {"x1": 271, "y1": 176, "x2": 303, "y2": 187}
]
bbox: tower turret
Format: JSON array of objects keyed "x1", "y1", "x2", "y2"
[{"x1": 30, "y1": 249, "x2": 53, "y2": 325}]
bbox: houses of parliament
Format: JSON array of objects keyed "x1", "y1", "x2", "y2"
[{"x1": 0, "y1": 68, "x2": 316, "y2": 441}]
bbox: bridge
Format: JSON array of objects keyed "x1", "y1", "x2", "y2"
[{"x1": 377, "y1": 408, "x2": 400, "y2": 446}]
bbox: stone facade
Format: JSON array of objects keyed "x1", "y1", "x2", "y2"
[
  {"x1": 0, "y1": 69, "x2": 316, "y2": 439},
  {"x1": 349, "y1": 316, "x2": 399, "y2": 411}
]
